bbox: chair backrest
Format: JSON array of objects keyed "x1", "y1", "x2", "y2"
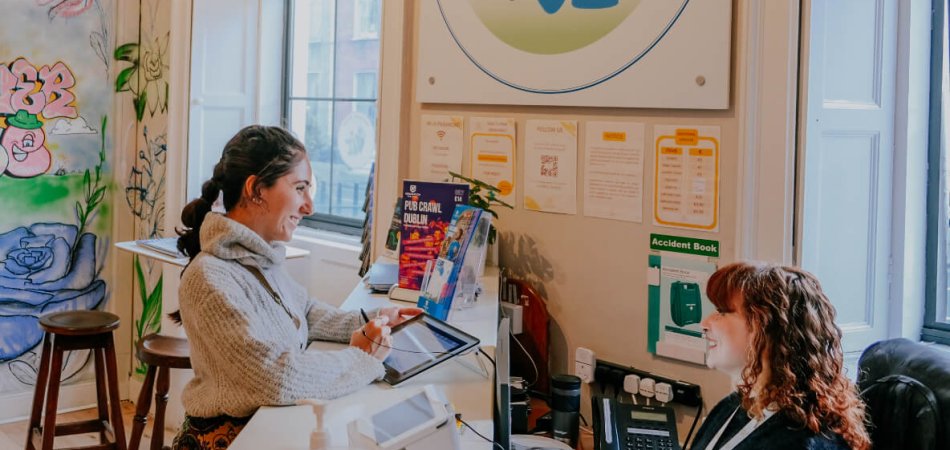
[{"x1": 857, "y1": 338, "x2": 950, "y2": 450}]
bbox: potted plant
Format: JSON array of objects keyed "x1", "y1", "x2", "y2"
[{"x1": 448, "y1": 171, "x2": 513, "y2": 251}]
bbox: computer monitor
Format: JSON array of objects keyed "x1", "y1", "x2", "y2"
[{"x1": 493, "y1": 316, "x2": 511, "y2": 450}]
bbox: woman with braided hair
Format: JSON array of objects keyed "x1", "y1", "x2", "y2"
[
  {"x1": 690, "y1": 262, "x2": 870, "y2": 450},
  {"x1": 169, "y1": 125, "x2": 420, "y2": 449}
]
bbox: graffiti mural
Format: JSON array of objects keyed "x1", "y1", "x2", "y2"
[
  {"x1": 0, "y1": 58, "x2": 81, "y2": 178},
  {"x1": 0, "y1": 0, "x2": 114, "y2": 400}
]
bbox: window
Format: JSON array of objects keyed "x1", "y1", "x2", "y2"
[
  {"x1": 925, "y1": 0, "x2": 950, "y2": 344},
  {"x1": 286, "y1": 0, "x2": 381, "y2": 232},
  {"x1": 353, "y1": 0, "x2": 380, "y2": 40},
  {"x1": 353, "y1": 71, "x2": 377, "y2": 121}
]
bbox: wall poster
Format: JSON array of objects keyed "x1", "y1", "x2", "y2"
[{"x1": 652, "y1": 125, "x2": 720, "y2": 232}]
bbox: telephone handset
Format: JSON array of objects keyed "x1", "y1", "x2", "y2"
[{"x1": 592, "y1": 395, "x2": 680, "y2": 450}]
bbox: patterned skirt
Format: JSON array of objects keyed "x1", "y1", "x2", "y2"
[{"x1": 171, "y1": 414, "x2": 252, "y2": 450}]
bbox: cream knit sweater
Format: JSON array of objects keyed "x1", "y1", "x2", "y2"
[{"x1": 178, "y1": 213, "x2": 385, "y2": 418}]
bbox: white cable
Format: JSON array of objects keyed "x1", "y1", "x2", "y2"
[{"x1": 510, "y1": 330, "x2": 539, "y2": 388}]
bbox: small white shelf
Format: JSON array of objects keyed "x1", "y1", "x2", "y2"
[{"x1": 115, "y1": 240, "x2": 310, "y2": 267}]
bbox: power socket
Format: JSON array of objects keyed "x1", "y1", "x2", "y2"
[
  {"x1": 574, "y1": 347, "x2": 596, "y2": 383},
  {"x1": 500, "y1": 302, "x2": 523, "y2": 334},
  {"x1": 594, "y1": 359, "x2": 702, "y2": 407}
]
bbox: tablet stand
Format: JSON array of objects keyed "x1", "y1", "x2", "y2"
[{"x1": 453, "y1": 349, "x2": 490, "y2": 379}]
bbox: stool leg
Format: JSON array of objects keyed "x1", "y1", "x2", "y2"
[
  {"x1": 104, "y1": 333, "x2": 128, "y2": 450},
  {"x1": 40, "y1": 341, "x2": 65, "y2": 450},
  {"x1": 25, "y1": 333, "x2": 53, "y2": 450},
  {"x1": 129, "y1": 364, "x2": 157, "y2": 450},
  {"x1": 94, "y1": 347, "x2": 110, "y2": 443},
  {"x1": 150, "y1": 367, "x2": 170, "y2": 450}
]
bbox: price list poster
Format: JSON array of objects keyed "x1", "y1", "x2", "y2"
[
  {"x1": 469, "y1": 117, "x2": 516, "y2": 203},
  {"x1": 652, "y1": 126, "x2": 720, "y2": 232}
]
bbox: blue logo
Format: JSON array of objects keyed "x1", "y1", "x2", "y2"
[{"x1": 538, "y1": 0, "x2": 619, "y2": 15}]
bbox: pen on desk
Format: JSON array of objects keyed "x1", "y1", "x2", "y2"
[{"x1": 360, "y1": 308, "x2": 370, "y2": 324}]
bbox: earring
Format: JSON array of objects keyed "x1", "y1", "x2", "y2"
[{"x1": 252, "y1": 196, "x2": 263, "y2": 205}]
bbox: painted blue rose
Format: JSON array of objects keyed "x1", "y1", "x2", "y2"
[{"x1": 0, "y1": 223, "x2": 105, "y2": 361}]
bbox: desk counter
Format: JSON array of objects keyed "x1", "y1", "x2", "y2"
[{"x1": 229, "y1": 267, "x2": 500, "y2": 450}]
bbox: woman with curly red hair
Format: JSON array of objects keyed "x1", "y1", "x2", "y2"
[{"x1": 690, "y1": 262, "x2": 870, "y2": 450}]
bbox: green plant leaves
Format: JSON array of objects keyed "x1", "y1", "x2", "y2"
[
  {"x1": 114, "y1": 42, "x2": 139, "y2": 62},
  {"x1": 115, "y1": 67, "x2": 136, "y2": 92},
  {"x1": 447, "y1": 171, "x2": 513, "y2": 246},
  {"x1": 133, "y1": 91, "x2": 147, "y2": 121}
]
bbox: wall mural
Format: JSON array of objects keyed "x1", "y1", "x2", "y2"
[
  {"x1": 0, "y1": 0, "x2": 114, "y2": 396},
  {"x1": 115, "y1": 0, "x2": 170, "y2": 377}
]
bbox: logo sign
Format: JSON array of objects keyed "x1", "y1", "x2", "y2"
[
  {"x1": 337, "y1": 112, "x2": 374, "y2": 170},
  {"x1": 650, "y1": 233, "x2": 719, "y2": 258}
]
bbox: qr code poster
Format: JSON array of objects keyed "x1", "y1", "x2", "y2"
[
  {"x1": 524, "y1": 119, "x2": 577, "y2": 214},
  {"x1": 540, "y1": 155, "x2": 559, "y2": 177}
]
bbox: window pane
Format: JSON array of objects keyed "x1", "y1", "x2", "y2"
[
  {"x1": 290, "y1": 0, "x2": 335, "y2": 98},
  {"x1": 353, "y1": 0, "x2": 381, "y2": 39},
  {"x1": 286, "y1": 0, "x2": 381, "y2": 232},
  {"x1": 335, "y1": 1, "x2": 380, "y2": 98},
  {"x1": 330, "y1": 101, "x2": 375, "y2": 220},
  {"x1": 288, "y1": 99, "x2": 333, "y2": 215}
]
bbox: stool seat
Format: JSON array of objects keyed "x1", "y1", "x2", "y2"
[
  {"x1": 40, "y1": 310, "x2": 120, "y2": 336},
  {"x1": 129, "y1": 334, "x2": 193, "y2": 450},
  {"x1": 136, "y1": 334, "x2": 191, "y2": 369}
]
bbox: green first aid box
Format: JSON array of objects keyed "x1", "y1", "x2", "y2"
[{"x1": 670, "y1": 281, "x2": 702, "y2": 327}]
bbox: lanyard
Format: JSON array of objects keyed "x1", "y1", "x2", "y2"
[
  {"x1": 705, "y1": 406, "x2": 775, "y2": 450},
  {"x1": 241, "y1": 264, "x2": 301, "y2": 329}
]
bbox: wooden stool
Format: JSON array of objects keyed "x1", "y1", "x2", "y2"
[
  {"x1": 26, "y1": 310, "x2": 126, "y2": 450},
  {"x1": 128, "y1": 334, "x2": 191, "y2": 450}
]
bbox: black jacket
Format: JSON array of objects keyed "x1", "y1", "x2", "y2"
[{"x1": 690, "y1": 393, "x2": 849, "y2": 450}]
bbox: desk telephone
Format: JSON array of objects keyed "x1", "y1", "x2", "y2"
[{"x1": 593, "y1": 396, "x2": 680, "y2": 450}]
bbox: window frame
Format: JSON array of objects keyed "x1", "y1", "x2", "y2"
[
  {"x1": 282, "y1": 0, "x2": 381, "y2": 235},
  {"x1": 923, "y1": 0, "x2": 950, "y2": 344}
]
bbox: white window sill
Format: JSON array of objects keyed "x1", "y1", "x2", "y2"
[{"x1": 292, "y1": 226, "x2": 361, "y2": 252}]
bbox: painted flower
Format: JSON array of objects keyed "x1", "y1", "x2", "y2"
[
  {"x1": 128, "y1": 33, "x2": 169, "y2": 117},
  {"x1": 37, "y1": 0, "x2": 94, "y2": 18},
  {"x1": 126, "y1": 165, "x2": 154, "y2": 219},
  {"x1": 0, "y1": 223, "x2": 106, "y2": 362}
]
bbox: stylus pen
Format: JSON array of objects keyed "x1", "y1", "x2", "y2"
[{"x1": 360, "y1": 308, "x2": 371, "y2": 324}]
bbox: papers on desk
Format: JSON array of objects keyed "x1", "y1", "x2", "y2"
[
  {"x1": 136, "y1": 237, "x2": 184, "y2": 258},
  {"x1": 364, "y1": 262, "x2": 398, "y2": 293}
]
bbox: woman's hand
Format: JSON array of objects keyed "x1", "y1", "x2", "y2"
[
  {"x1": 376, "y1": 306, "x2": 424, "y2": 327},
  {"x1": 350, "y1": 316, "x2": 392, "y2": 361}
]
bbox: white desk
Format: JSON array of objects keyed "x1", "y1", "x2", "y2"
[
  {"x1": 229, "y1": 268, "x2": 500, "y2": 450},
  {"x1": 115, "y1": 240, "x2": 310, "y2": 266}
]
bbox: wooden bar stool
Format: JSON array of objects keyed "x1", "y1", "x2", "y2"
[
  {"x1": 26, "y1": 310, "x2": 126, "y2": 450},
  {"x1": 128, "y1": 334, "x2": 191, "y2": 450}
]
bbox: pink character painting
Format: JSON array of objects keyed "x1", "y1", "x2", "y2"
[{"x1": 0, "y1": 110, "x2": 51, "y2": 178}]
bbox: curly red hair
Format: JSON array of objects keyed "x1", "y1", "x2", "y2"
[{"x1": 706, "y1": 262, "x2": 870, "y2": 450}]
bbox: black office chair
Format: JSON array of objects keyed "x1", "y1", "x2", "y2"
[{"x1": 856, "y1": 338, "x2": 950, "y2": 450}]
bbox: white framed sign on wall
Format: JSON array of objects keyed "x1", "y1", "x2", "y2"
[{"x1": 416, "y1": 0, "x2": 732, "y2": 109}]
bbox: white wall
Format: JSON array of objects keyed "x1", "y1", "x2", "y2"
[{"x1": 373, "y1": 0, "x2": 804, "y2": 438}]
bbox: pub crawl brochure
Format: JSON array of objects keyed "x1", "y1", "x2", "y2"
[{"x1": 397, "y1": 180, "x2": 469, "y2": 291}]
